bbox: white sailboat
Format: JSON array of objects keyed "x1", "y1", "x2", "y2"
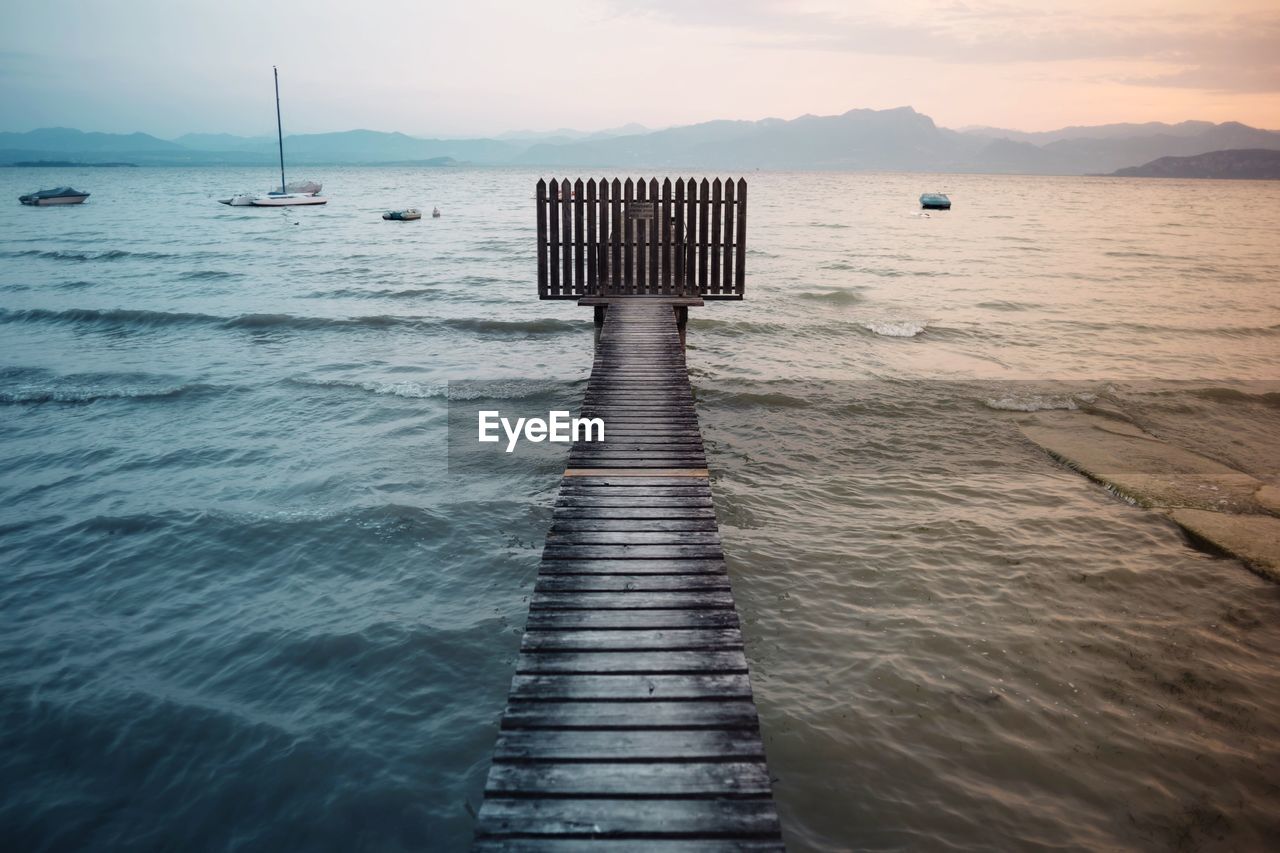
[{"x1": 219, "y1": 67, "x2": 327, "y2": 207}]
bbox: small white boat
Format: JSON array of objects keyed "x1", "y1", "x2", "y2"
[
  {"x1": 217, "y1": 68, "x2": 327, "y2": 208},
  {"x1": 383, "y1": 208, "x2": 421, "y2": 221},
  {"x1": 219, "y1": 191, "x2": 328, "y2": 207},
  {"x1": 251, "y1": 193, "x2": 328, "y2": 207},
  {"x1": 19, "y1": 187, "x2": 90, "y2": 206}
]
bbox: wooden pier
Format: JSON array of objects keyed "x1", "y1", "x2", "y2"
[{"x1": 473, "y1": 179, "x2": 781, "y2": 850}]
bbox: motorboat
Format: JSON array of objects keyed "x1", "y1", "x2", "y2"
[
  {"x1": 217, "y1": 67, "x2": 327, "y2": 207},
  {"x1": 19, "y1": 187, "x2": 90, "y2": 206},
  {"x1": 919, "y1": 192, "x2": 951, "y2": 210},
  {"x1": 383, "y1": 208, "x2": 422, "y2": 221}
]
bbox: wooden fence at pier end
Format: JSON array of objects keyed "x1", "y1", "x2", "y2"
[{"x1": 535, "y1": 177, "x2": 747, "y2": 300}]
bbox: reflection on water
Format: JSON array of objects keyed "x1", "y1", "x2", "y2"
[{"x1": 1, "y1": 167, "x2": 1278, "y2": 850}]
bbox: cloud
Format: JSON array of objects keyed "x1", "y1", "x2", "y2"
[
  {"x1": 607, "y1": 1, "x2": 1280, "y2": 92},
  {"x1": 1126, "y1": 65, "x2": 1280, "y2": 94}
]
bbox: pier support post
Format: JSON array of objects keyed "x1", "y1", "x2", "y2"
[
  {"x1": 593, "y1": 305, "x2": 607, "y2": 347},
  {"x1": 675, "y1": 304, "x2": 688, "y2": 348}
]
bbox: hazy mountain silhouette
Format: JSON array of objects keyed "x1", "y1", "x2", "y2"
[
  {"x1": 1110, "y1": 149, "x2": 1280, "y2": 179},
  {"x1": 4, "y1": 110, "x2": 1279, "y2": 174}
]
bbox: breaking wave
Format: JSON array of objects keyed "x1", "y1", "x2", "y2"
[
  {"x1": 984, "y1": 393, "x2": 1095, "y2": 412},
  {"x1": 289, "y1": 377, "x2": 447, "y2": 399},
  {"x1": 0, "y1": 307, "x2": 582, "y2": 337},
  {"x1": 2, "y1": 248, "x2": 181, "y2": 262},
  {"x1": 0, "y1": 369, "x2": 225, "y2": 405},
  {"x1": 797, "y1": 290, "x2": 863, "y2": 305},
  {"x1": 861, "y1": 319, "x2": 928, "y2": 338}
]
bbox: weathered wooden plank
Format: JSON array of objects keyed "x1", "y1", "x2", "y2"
[
  {"x1": 554, "y1": 496, "x2": 714, "y2": 508},
  {"x1": 542, "y1": 545, "x2": 724, "y2": 560},
  {"x1": 558, "y1": 477, "x2": 711, "y2": 486},
  {"x1": 524, "y1": 609, "x2": 739, "y2": 630},
  {"x1": 548, "y1": 508, "x2": 718, "y2": 521},
  {"x1": 475, "y1": 798, "x2": 780, "y2": 839},
  {"x1": 486, "y1": 761, "x2": 771, "y2": 797},
  {"x1": 520, "y1": 628, "x2": 743, "y2": 652},
  {"x1": 474, "y1": 840, "x2": 786, "y2": 853},
  {"x1": 493, "y1": 729, "x2": 764, "y2": 762},
  {"x1": 510, "y1": 673, "x2": 752, "y2": 701},
  {"x1": 515, "y1": 649, "x2": 748, "y2": 674},
  {"x1": 563, "y1": 463, "x2": 709, "y2": 472},
  {"x1": 500, "y1": 700, "x2": 759, "y2": 730},
  {"x1": 536, "y1": 558, "x2": 727, "y2": 574},
  {"x1": 543, "y1": 532, "x2": 722, "y2": 547},
  {"x1": 567, "y1": 443, "x2": 704, "y2": 451},
  {"x1": 563, "y1": 462, "x2": 709, "y2": 472},
  {"x1": 547, "y1": 519, "x2": 717, "y2": 533},
  {"x1": 530, "y1": 590, "x2": 735, "y2": 610},
  {"x1": 535, "y1": 575, "x2": 730, "y2": 594},
  {"x1": 570, "y1": 448, "x2": 711, "y2": 455}
]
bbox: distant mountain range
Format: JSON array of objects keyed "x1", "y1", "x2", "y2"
[
  {"x1": 3, "y1": 108, "x2": 1279, "y2": 175},
  {"x1": 1110, "y1": 149, "x2": 1280, "y2": 180}
]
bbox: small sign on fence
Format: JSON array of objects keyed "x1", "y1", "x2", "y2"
[{"x1": 626, "y1": 201, "x2": 656, "y2": 221}]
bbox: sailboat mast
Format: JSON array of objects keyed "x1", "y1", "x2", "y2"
[{"x1": 273, "y1": 66, "x2": 286, "y2": 193}]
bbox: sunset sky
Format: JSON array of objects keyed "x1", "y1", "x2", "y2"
[{"x1": 2, "y1": 0, "x2": 1278, "y2": 136}]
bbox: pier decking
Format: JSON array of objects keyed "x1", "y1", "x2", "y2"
[{"x1": 473, "y1": 298, "x2": 783, "y2": 850}]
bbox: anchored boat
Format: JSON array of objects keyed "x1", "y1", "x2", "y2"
[
  {"x1": 383, "y1": 208, "x2": 421, "y2": 221},
  {"x1": 919, "y1": 192, "x2": 951, "y2": 210},
  {"x1": 19, "y1": 187, "x2": 90, "y2": 206},
  {"x1": 218, "y1": 67, "x2": 327, "y2": 207}
]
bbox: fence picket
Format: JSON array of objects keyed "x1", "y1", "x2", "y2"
[
  {"x1": 547, "y1": 178, "x2": 559, "y2": 295},
  {"x1": 610, "y1": 178, "x2": 622, "y2": 293},
  {"x1": 560, "y1": 178, "x2": 572, "y2": 292},
  {"x1": 735, "y1": 179, "x2": 747, "y2": 296},
  {"x1": 710, "y1": 178, "x2": 722, "y2": 293},
  {"x1": 698, "y1": 178, "x2": 710, "y2": 292},
  {"x1": 535, "y1": 178, "x2": 547, "y2": 297},
  {"x1": 635, "y1": 177, "x2": 646, "y2": 291},
  {"x1": 573, "y1": 178, "x2": 584, "y2": 291},
  {"x1": 722, "y1": 178, "x2": 735, "y2": 296},
  {"x1": 586, "y1": 179, "x2": 597, "y2": 292}
]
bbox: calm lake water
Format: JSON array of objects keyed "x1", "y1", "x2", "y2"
[{"x1": 2, "y1": 166, "x2": 1279, "y2": 852}]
